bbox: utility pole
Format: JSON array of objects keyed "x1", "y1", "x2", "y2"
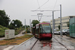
[
  {"x1": 25, "y1": 19, "x2": 26, "y2": 32},
  {"x1": 60, "y1": 4, "x2": 62, "y2": 38},
  {"x1": 30, "y1": 19, "x2": 31, "y2": 32},
  {"x1": 52, "y1": 11, "x2": 55, "y2": 36}
]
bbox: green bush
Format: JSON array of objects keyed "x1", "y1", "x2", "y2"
[
  {"x1": 0, "y1": 32, "x2": 4, "y2": 37},
  {"x1": 27, "y1": 30, "x2": 30, "y2": 33},
  {"x1": 0, "y1": 25, "x2": 24, "y2": 37},
  {"x1": 0, "y1": 25, "x2": 8, "y2": 37},
  {"x1": 58, "y1": 25, "x2": 60, "y2": 30},
  {"x1": 0, "y1": 28, "x2": 3, "y2": 31},
  {"x1": 15, "y1": 27, "x2": 23, "y2": 35}
]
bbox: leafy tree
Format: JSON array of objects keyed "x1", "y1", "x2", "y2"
[
  {"x1": 0, "y1": 17, "x2": 5, "y2": 26},
  {"x1": 9, "y1": 20, "x2": 23, "y2": 29},
  {"x1": 32, "y1": 20, "x2": 39, "y2": 26},
  {"x1": 22, "y1": 25, "x2": 30, "y2": 29},
  {"x1": 8, "y1": 24, "x2": 15, "y2": 29},
  {"x1": 58, "y1": 25, "x2": 60, "y2": 30},
  {"x1": 0, "y1": 10, "x2": 10, "y2": 27},
  {"x1": 67, "y1": 22, "x2": 69, "y2": 27}
]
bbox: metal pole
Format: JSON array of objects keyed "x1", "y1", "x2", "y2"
[
  {"x1": 52, "y1": 11, "x2": 54, "y2": 36},
  {"x1": 25, "y1": 19, "x2": 26, "y2": 32},
  {"x1": 60, "y1": 4, "x2": 62, "y2": 38},
  {"x1": 30, "y1": 19, "x2": 31, "y2": 32}
]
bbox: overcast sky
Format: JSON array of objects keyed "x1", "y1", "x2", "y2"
[{"x1": 0, "y1": 0, "x2": 75, "y2": 25}]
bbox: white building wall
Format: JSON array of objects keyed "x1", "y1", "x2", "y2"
[{"x1": 50, "y1": 16, "x2": 75, "y2": 30}]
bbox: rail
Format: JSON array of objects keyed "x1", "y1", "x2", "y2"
[
  {"x1": 54, "y1": 37, "x2": 73, "y2": 50},
  {"x1": 30, "y1": 39, "x2": 38, "y2": 50}
]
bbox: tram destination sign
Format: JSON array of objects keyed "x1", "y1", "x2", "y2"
[{"x1": 42, "y1": 24, "x2": 50, "y2": 26}]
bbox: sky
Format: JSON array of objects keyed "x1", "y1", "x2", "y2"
[{"x1": 0, "y1": 0, "x2": 75, "y2": 25}]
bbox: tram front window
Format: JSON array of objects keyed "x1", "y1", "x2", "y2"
[{"x1": 40, "y1": 24, "x2": 51, "y2": 33}]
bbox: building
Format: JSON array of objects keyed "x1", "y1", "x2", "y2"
[{"x1": 50, "y1": 16, "x2": 75, "y2": 30}]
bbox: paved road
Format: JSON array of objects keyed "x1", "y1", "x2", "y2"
[{"x1": 15, "y1": 30, "x2": 25, "y2": 37}]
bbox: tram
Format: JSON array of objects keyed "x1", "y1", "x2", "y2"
[{"x1": 32, "y1": 22, "x2": 52, "y2": 40}]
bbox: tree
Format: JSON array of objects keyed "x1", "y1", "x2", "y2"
[
  {"x1": 8, "y1": 24, "x2": 15, "y2": 29},
  {"x1": 0, "y1": 17, "x2": 5, "y2": 26},
  {"x1": 22, "y1": 25, "x2": 30, "y2": 29},
  {"x1": 9, "y1": 20, "x2": 23, "y2": 29},
  {"x1": 32, "y1": 20, "x2": 39, "y2": 26},
  {"x1": 58, "y1": 25, "x2": 60, "y2": 30},
  {"x1": 0, "y1": 10, "x2": 10, "y2": 27},
  {"x1": 67, "y1": 22, "x2": 69, "y2": 27}
]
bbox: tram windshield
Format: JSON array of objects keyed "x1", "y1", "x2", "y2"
[{"x1": 40, "y1": 24, "x2": 51, "y2": 33}]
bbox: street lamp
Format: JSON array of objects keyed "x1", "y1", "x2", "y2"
[{"x1": 37, "y1": 13, "x2": 43, "y2": 22}]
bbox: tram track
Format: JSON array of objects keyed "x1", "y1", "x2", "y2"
[
  {"x1": 30, "y1": 39, "x2": 38, "y2": 50},
  {"x1": 40, "y1": 40, "x2": 52, "y2": 50},
  {"x1": 54, "y1": 37, "x2": 71, "y2": 50},
  {"x1": 30, "y1": 39, "x2": 52, "y2": 50},
  {"x1": 30, "y1": 37, "x2": 74, "y2": 50}
]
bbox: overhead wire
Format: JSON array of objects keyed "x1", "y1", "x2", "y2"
[
  {"x1": 36, "y1": 0, "x2": 50, "y2": 22},
  {"x1": 37, "y1": 0, "x2": 41, "y2": 9},
  {"x1": 36, "y1": 0, "x2": 58, "y2": 10},
  {"x1": 36, "y1": 0, "x2": 49, "y2": 10},
  {"x1": 53, "y1": 0, "x2": 57, "y2": 10}
]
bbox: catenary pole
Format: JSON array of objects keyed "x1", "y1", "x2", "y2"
[
  {"x1": 60, "y1": 4, "x2": 62, "y2": 38},
  {"x1": 25, "y1": 19, "x2": 26, "y2": 32},
  {"x1": 52, "y1": 11, "x2": 54, "y2": 36},
  {"x1": 30, "y1": 19, "x2": 31, "y2": 32}
]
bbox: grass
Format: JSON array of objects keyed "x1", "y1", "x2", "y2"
[
  {"x1": 15, "y1": 27, "x2": 25, "y2": 35},
  {"x1": 0, "y1": 34, "x2": 33, "y2": 45}
]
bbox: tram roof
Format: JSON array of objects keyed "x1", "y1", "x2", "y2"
[
  {"x1": 39, "y1": 22, "x2": 50, "y2": 24},
  {"x1": 36, "y1": 22, "x2": 50, "y2": 26}
]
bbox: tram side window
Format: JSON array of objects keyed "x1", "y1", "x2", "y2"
[
  {"x1": 35, "y1": 26, "x2": 39, "y2": 34},
  {"x1": 40, "y1": 26, "x2": 42, "y2": 33}
]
